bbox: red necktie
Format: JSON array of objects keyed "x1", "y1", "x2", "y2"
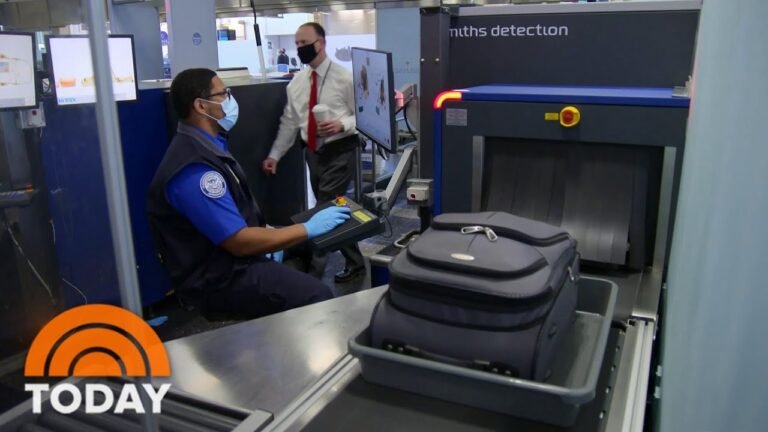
[{"x1": 307, "y1": 71, "x2": 318, "y2": 152}]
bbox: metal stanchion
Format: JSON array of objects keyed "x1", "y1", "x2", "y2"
[{"x1": 83, "y1": 1, "x2": 155, "y2": 431}]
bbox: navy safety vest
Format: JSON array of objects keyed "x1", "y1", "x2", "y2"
[{"x1": 147, "y1": 122, "x2": 265, "y2": 302}]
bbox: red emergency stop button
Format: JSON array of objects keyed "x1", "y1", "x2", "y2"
[{"x1": 559, "y1": 106, "x2": 581, "y2": 128}]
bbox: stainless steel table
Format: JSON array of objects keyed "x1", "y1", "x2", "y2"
[
  {"x1": 163, "y1": 287, "x2": 387, "y2": 415},
  {"x1": 163, "y1": 284, "x2": 653, "y2": 432}
]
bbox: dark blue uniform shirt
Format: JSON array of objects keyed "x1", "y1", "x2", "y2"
[{"x1": 166, "y1": 128, "x2": 246, "y2": 245}]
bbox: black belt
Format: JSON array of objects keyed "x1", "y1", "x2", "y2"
[{"x1": 302, "y1": 134, "x2": 360, "y2": 155}]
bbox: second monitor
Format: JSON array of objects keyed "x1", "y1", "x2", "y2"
[
  {"x1": 351, "y1": 47, "x2": 397, "y2": 153},
  {"x1": 46, "y1": 35, "x2": 138, "y2": 106}
]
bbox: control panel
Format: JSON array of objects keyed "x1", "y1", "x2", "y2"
[{"x1": 291, "y1": 197, "x2": 384, "y2": 252}]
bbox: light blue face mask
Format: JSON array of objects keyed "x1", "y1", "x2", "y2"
[{"x1": 200, "y1": 94, "x2": 239, "y2": 131}]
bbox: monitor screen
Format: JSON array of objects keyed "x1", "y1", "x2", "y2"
[
  {"x1": 0, "y1": 32, "x2": 38, "y2": 110},
  {"x1": 47, "y1": 35, "x2": 138, "y2": 106},
  {"x1": 352, "y1": 47, "x2": 396, "y2": 152}
]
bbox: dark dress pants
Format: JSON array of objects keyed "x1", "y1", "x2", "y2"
[
  {"x1": 204, "y1": 260, "x2": 333, "y2": 319},
  {"x1": 304, "y1": 137, "x2": 365, "y2": 279}
]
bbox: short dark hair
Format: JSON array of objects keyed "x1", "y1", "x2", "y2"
[
  {"x1": 299, "y1": 22, "x2": 326, "y2": 39},
  {"x1": 170, "y1": 68, "x2": 217, "y2": 119}
]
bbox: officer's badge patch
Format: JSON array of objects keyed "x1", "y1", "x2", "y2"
[{"x1": 200, "y1": 171, "x2": 226, "y2": 199}]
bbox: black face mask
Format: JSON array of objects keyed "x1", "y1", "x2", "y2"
[{"x1": 297, "y1": 40, "x2": 319, "y2": 64}]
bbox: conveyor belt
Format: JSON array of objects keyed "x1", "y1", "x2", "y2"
[{"x1": 1, "y1": 279, "x2": 657, "y2": 431}]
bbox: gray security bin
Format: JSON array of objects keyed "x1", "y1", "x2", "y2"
[{"x1": 349, "y1": 276, "x2": 617, "y2": 427}]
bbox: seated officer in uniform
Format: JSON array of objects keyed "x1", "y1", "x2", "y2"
[{"x1": 147, "y1": 68, "x2": 350, "y2": 319}]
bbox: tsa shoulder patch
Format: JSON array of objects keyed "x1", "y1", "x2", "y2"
[{"x1": 199, "y1": 171, "x2": 227, "y2": 199}]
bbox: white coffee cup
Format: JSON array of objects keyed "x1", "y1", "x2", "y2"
[{"x1": 312, "y1": 104, "x2": 330, "y2": 122}]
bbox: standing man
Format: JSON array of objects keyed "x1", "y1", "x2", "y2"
[
  {"x1": 148, "y1": 68, "x2": 350, "y2": 319},
  {"x1": 262, "y1": 22, "x2": 365, "y2": 283},
  {"x1": 277, "y1": 48, "x2": 289, "y2": 66}
]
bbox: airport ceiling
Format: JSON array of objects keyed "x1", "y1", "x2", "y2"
[{"x1": 0, "y1": 0, "x2": 548, "y2": 30}]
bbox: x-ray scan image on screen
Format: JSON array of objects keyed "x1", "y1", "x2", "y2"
[
  {"x1": 352, "y1": 47, "x2": 396, "y2": 152},
  {"x1": 47, "y1": 35, "x2": 138, "y2": 106},
  {"x1": 0, "y1": 32, "x2": 37, "y2": 110}
]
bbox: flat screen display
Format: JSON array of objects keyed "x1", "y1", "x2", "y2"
[
  {"x1": 47, "y1": 35, "x2": 138, "y2": 106},
  {"x1": 351, "y1": 47, "x2": 397, "y2": 152},
  {"x1": 0, "y1": 32, "x2": 38, "y2": 110}
]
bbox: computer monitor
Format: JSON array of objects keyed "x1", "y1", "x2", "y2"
[
  {"x1": 351, "y1": 47, "x2": 397, "y2": 152},
  {"x1": 0, "y1": 32, "x2": 38, "y2": 110},
  {"x1": 46, "y1": 35, "x2": 138, "y2": 106}
]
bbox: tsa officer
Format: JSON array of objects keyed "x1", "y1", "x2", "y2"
[{"x1": 147, "y1": 68, "x2": 349, "y2": 318}]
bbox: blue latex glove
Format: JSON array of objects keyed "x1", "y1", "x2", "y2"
[
  {"x1": 147, "y1": 316, "x2": 168, "y2": 327},
  {"x1": 264, "y1": 225, "x2": 284, "y2": 263},
  {"x1": 304, "y1": 206, "x2": 351, "y2": 239},
  {"x1": 267, "y1": 250, "x2": 284, "y2": 263}
]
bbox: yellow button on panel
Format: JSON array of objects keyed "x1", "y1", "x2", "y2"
[{"x1": 353, "y1": 210, "x2": 372, "y2": 223}]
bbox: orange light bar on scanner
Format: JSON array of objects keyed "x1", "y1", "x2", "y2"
[{"x1": 433, "y1": 90, "x2": 463, "y2": 110}]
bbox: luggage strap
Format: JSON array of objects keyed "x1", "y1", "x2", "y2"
[
  {"x1": 383, "y1": 339, "x2": 519, "y2": 377},
  {"x1": 460, "y1": 225, "x2": 498, "y2": 242}
]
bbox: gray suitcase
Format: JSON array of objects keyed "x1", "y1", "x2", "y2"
[{"x1": 371, "y1": 211, "x2": 580, "y2": 381}]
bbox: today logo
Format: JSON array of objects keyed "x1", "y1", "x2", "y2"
[{"x1": 24, "y1": 304, "x2": 172, "y2": 414}]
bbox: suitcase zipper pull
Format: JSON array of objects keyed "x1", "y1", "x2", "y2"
[
  {"x1": 461, "y1": 226, "x2": 485, "y2": 235},
  {"x1": 460, "y1": 226, "x2": 498, "y2": 242}
]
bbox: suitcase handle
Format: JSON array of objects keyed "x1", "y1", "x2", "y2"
[
  {"x1": 460, "y1": 225, "x2": 498, "y2": 242},
  {"x1": 435, "y1": 215, "x2": 572, "y2": 246},
  {"x1": 394, "y1": 230, "x2": 420, "y2": 248},
  {"x1": 382, "y1": 339, "x2": 519, "y2": 377}
]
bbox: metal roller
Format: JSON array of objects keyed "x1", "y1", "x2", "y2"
[
  {"x1": 70, "y1": 409, "x2": 144, "y2": 432},
  {"x1": 96, "y1": 380, "x2": 240, "y2": 431},
  {"x1": 37, "y1": 411, "x2": 104, "y2": 432}
]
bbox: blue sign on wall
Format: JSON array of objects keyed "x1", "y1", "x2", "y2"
[{"x1": 192, "y1": 32, "x2": 202, "y2": 46}]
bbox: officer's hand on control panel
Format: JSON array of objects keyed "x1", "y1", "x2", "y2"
[
  {"x1": 262, "y1": 158, "x2": 278, "y2": 175},
  {"x1": 317, "y1": 120, "x2": 343, "y2": 137},
  {"x1": 304, "y1": 206, "x2": 351, "y2": 239}
]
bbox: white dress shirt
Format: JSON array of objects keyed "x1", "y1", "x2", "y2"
[{"x1": 268, "y1": 56, "x2": 356, "y2": 161}]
